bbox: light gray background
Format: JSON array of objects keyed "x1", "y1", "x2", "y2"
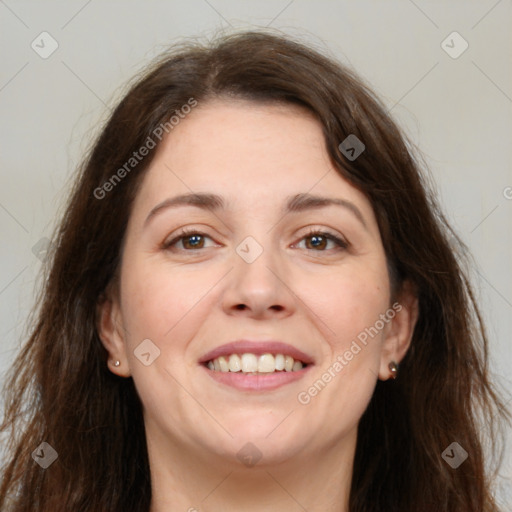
[{"x1": 1, "y1": 0, "x2": 511, "y2": 507}]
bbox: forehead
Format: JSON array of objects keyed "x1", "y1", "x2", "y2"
[
  {"x1": 131, "y1": 99, "x2": 374, "y2": 223},
  {"x1": 160, "y1": 99, "x2": 329, "y2": 179}
]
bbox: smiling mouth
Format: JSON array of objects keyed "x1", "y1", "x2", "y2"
[{"x1": 204, "y1": 353, "x2": 309, "y2": 374}]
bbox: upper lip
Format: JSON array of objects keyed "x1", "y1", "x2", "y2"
[{"x1": 199, "y1": 340, "x2": 315, "y2": 365}]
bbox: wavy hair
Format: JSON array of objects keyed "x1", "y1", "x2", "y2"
[{"x1": 1, "y1": 30, "x2": 509, "y2": 511}]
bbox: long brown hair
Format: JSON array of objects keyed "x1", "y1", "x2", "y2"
[{"x1": 1, "y1": 30, "x2": 509, "y2": 511}]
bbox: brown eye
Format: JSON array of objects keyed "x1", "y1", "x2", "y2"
[
  {"x1": 163, "y1": 230, "x2": 214, "y2": 251},
  {"x1": 181, "y1": 234, "x2": 206, "y2": 249},
  {"x1": 298, "y1": 231, "x2": 348, "y2": 252},
  {"x1": 305, "y1": 234, "x2": 328, "y2": 250}
]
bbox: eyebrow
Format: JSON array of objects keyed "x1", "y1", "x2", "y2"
[{"x1": 144, "y1": 192, "x2": 367, "y2": 229}]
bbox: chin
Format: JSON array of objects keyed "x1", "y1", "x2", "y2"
[
  {"x1": 225, "y1": 436, "x2": 306, "y2": 468},
  {"x1": 223, "y1": 422, "x2": 311, "y2": 463}
]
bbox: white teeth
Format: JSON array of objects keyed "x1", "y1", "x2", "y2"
[
  {"x1": 292, "y1": 360, "x2": 303, "y2": 372},
  {"x1": 241, "y1": 353, "x2": 258, "y2": 373},
  {"x1": 228, "y1": 354, "x2": 241, "y2": 372},
  {"x1": 218, "y1": 356, "x2": 229, "y2": 373},
  {"x1": 206, "y1": 353, "x2": 307, "y2": 373},
  {"x1": 258, "y1": 353, "x2": 275, "y2": 373}
]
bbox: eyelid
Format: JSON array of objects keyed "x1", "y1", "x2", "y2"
[
  {"x1": 161, "y1": 227, "x2": 217, "y2": 250},
  {"x1": 162, "y1": 225, "x2": 349, "y2": 253},
  {"x1": 294, "y1": 227, "x2": 349, "y2": 251}
]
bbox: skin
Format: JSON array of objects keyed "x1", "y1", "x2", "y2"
[{"x1": 97, "y1": 99, "x2": 418, "y2": 512}]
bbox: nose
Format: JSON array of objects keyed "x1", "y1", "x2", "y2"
[{"x1": 221, "y1": 239, "x2": 296, "y2": 320}]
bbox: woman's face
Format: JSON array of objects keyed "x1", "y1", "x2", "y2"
[{"x1": 99, "y1": 99, "x2": 415, "y2": 468}]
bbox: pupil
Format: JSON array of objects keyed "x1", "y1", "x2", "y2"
[
  {"x1": 309, "y1": 235, "x2": 325, "y2": 249},
  {"x1": 187, "y1": 235, "x2": 202, "y2": 247}
]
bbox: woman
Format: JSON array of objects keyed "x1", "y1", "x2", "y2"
[{"x1": 0, "y1": 30, "x2": 509, "y2": 511}]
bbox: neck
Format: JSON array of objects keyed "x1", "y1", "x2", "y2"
[{"x1": 147, "y1": 427, "x2": 356, "y2": 512}]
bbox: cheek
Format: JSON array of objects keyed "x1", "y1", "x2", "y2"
[
  {"x1": 307, "y1": 257, "x2": 391, "y2": 355},
  {"x1": 297, "y1": 281, "x2": 387, "y2": 435},
  {"x1": 295, "y1": 259, "x2": 390, "y2": 424},
  {"x1": 118, "y1": 260, "x2": 214, "y2": 420},
  {"x1": 120, "y1": 258, "x2": 216, "y2": 344}
]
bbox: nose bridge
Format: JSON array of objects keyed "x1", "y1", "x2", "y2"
[
  {"x1": 222, "y1": 228, "x2": 293, "y2": 316},
  {"x1": 234, "y1": 231, "x2": 279, "y2": 287},
  {"x1": 232, "y1": 207, "x2": 278, "y2": 267}
]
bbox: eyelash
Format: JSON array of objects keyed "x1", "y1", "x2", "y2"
[{"x1": 162, "y1": 227, "x2": 349, "y2": 253}]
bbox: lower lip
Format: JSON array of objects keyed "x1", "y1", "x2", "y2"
[{"x1": 201, "y1": 365, "x2": 312, "y2": 391}]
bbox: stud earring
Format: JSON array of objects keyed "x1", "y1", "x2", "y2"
[
  {"x1": 114, "y1": 360, "x2": 120, "y2": 367},
  {"x1": 388, "y1": 361, "x2": 398, "y2": 379}
]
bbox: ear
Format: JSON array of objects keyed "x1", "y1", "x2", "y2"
[
  {"x1": 96, "y1": 283, "x2": 131, "y2": 377},
  {"x1": 378, "y1": 280, "x2": 419, "y2": 381}
]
